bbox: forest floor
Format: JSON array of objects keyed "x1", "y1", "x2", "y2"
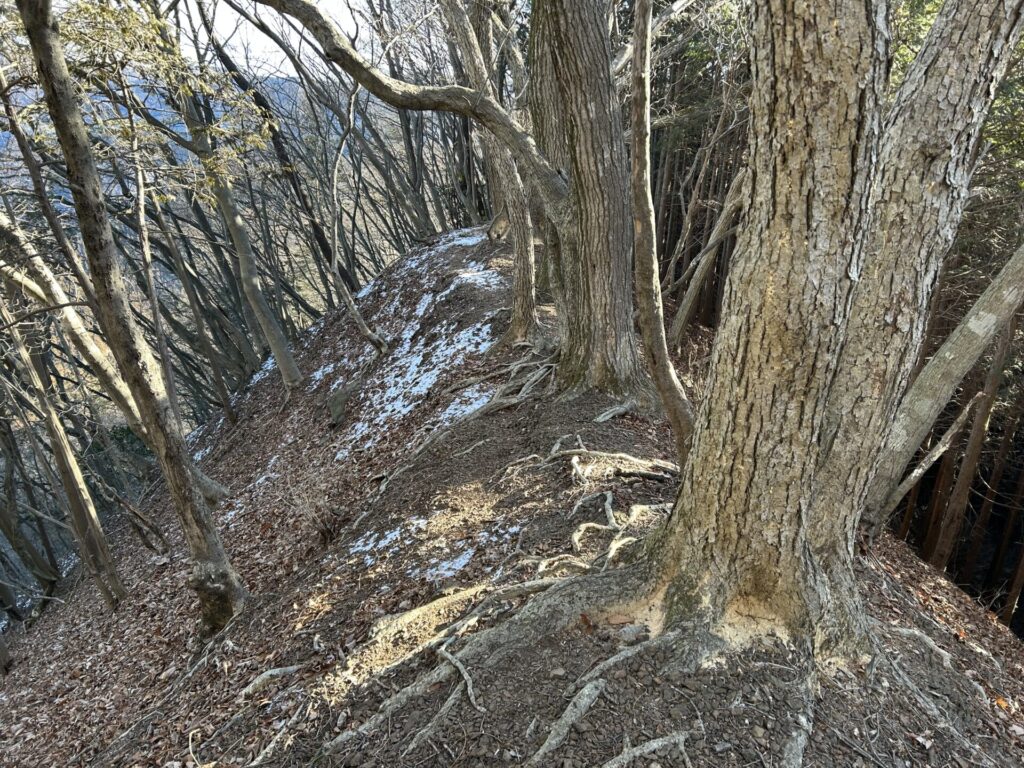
[{"x1": 2, "y1": 229, "x2": 1024, "y2": 767}]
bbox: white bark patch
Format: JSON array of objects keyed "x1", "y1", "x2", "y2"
[{"x1": 967, "y1": 310, "x2": 999, "y2": 338}]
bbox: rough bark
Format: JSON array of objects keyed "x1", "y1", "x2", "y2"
[
  {"x1": 630, "y1": 0, "x2": 694, "y2": 463},
  {"x1": 816, "y1": 0, "x2": 1024, "y2": 538},
  {"x1": 649, "y1": 0, "x2": 888, "y2": 654},
  {"x1": 17, "y1": 0, "x2": 247, "y2": 631},
  {"x1": 534, "y1": 0, "x2": 647, "y2": 394}
]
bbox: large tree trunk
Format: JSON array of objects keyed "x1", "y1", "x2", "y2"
[
  {"x1": 17, "y1": 0, "x2": 247, "y2": 632},
  {"x1": 535, "y1": 0, "x2": 647, "y2": 394},
  {"x1": 813, "y1": 0, "x2": 1024, "y2": 534},
  {"x1": 648, "y1": 0, "x2": 888, "y2": 654}
]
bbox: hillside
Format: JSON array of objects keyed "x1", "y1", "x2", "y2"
[{"x1": 2, "y1": 231, "x2": 1024, "y2": 767}]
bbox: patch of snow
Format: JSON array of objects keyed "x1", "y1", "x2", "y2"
[
  {"x1": 437, "y1": 267, "x2": 504, "y2": 301},
  {"x1": 415, "y1": 292, "x2": 434, "y2": 317},
  {"x1": 249, "y1": 354, "x2": 277, "y2": 385},
  {"x1": 333, "y1": 318, "x2": 495, "y2": 459},
  {"x1": 304, "y1": 316, "x2": 326, "y2": 338},
  {"x1": 308, "y1": 361, "x2": 339, "y2": 390},
  {"x1": 223, "y1": 501, "x2": 244, "y2": 523},
  {"x1": 356, "y1": 279, "x2": 377, "y2": 299},
  {"x1": 437, "y1": 229, "x2": 486, "y2": 249},
  {"x1": 254, "y1": 455, "x2": 280, "y2": 486},
  {"x1": 347, "y1": 525, "x2": 406, "y2": 567},
  {"x1": 437, "y1": 383, "x2": 493, "y2": 426},
  {"x1": 421, "y1": 547, "x2": 476, "y2": 580}
]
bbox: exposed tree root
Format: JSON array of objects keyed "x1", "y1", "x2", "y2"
[
  {"x1": 594, "y1": 400, "x2": 636, "y2": 422},
  {"x1": 402, "y1": 681, "x2": 465, "y2": 756},
  {"x1": 598, "y1": 731, "x2": 692, "y2": 768},
  {"x1": 568, "y1": 629, "x2": 683, "y2": 695},
  {"x1": 437, "y1": 647, "x2": 485, "y2": 712},
  {"x1": 247, "y1": 699, "x2": 309, "y2": 766},
  {"x1": 525, "y1": 678, "x2": 606, "y2": 766},
  {"x1": 323, "y1": 567, "x2": 648, "y2": 756}
]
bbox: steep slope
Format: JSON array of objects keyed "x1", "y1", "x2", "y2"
[{"x1": 1, "y1": 229, "x2": 1023, "y2": 767}]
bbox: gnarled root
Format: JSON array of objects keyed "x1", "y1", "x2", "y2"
[{"x1": 323, "y1": 566, "x2": 650, "y2": 756}]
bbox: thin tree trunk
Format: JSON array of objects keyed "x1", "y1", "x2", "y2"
[
  {"x1": 987, "y1": 467, "x2": 1024, "y2": 592},
  {"x1": 17, "y1": 0, "x2": 247, "y2": 631},
  {"x1": 444, "y1": 0, "x2": 537, "y2": 343},
  {"x1": 963, "y1": 396, "x2": 1024, "y2": 582},
  {"x1": 0, "y1": 299, "x2": 124, "y2": 608},
  {"x1": 929, "y1": 322, "x2": 1014, "y2": 570},
  {"x1": 0, "y1": 424, "x2": 58, "y2": 592},
  {"x1": 630, "y1": 0, "x2": 694, "y2": 463},
  {"x1": 124, "y1": 91, "x2": 183, "y2": 430},
  {"x1": 999, "y1": 532, "x2": 1024, "y2": 624}
]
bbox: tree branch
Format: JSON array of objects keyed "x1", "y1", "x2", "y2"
[{"x1": 253, "y1": 0, "x2": 568, "y2": 217}]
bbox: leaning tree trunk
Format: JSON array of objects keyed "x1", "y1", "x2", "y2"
[
  {"x1": 646, "y1": 0, "x2": 888, "y2": 654},
  {"x1": 179, "y1": 92, "x2": 304, "y2": 393},
  {"x1": 929, "y1": 321, "x2": 1014, "y2": 571},
  {"x1": 17, "y1": 0, "x2": 246, "y2": 632},
  {"x1": 0, "y1": 300, "x2": 125, "y2": 608},
  {"x1": 0, "y1": 211, "x2": 230, "y2": 505}
]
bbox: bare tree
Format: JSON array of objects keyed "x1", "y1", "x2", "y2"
[{"x1": 16, "y1": 0, "x2": 247, "y2": 632}]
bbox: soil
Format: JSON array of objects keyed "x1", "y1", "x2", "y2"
[{"x1": 1, "y1": 228, "x2": 1023, "y2": 767}]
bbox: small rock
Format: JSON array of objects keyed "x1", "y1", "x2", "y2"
[
  {"x1": 549, "y1": 667, "x2": 567, "y2": 679},
  {"x1": 714, "y1": 741, "x2": 734, "y2": 754},
  {"x1": 398, "y1": 599, "x2": 412, "y2": 610},
  {"x1": 752, "y1": 725, "x2": 766, "y2": 740}
]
